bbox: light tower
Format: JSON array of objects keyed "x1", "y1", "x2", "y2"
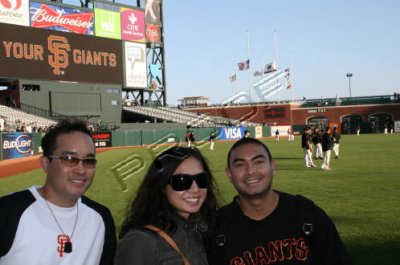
[{"x1": 346, "y1": 73, "x2": 353, "y2": 98}]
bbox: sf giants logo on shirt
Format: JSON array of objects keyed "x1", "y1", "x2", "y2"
[
  {"x1": 48, "y1": 35, "x2": 71, "y2": 75},
  {"x1": 229, "y1": 237, "x2": 309, "y2": 265}
]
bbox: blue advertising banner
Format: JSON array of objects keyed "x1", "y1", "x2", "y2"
[
  {"x1": 219, "y1": 127, "x2": 247, "y2": 140},
  {"x1": 2, "y1": 133, "x2": 33, "y2": 160},
  {"x1": 30, "y1": 1, "x2": 94, "y2": 35}
]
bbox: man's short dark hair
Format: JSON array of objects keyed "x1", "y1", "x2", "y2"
[
  {"x1": 41, "y1": 118, "x2": 93, "y2": 157},
  {"x1": 227, "y1": 137, "x2": 273, "y2": 168}
]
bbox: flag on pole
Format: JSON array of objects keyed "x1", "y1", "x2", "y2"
[
  {"x1": 238, "y1": 59, "x2": 250, "y2": 71},
  {"x1": 229, "y1": 74, "x2": 237, "y2": 82},
  {"x1": 284, "y1": 68, "x2": 292, "y2": 89},
  {"x1": 284, "y1": 68, "x2": 290, "y2": 77},
  {"x1": 253, "y1": 70, "x2": 263, "y2": 76},
  {"x1": 263, "y1": 61, "x2": 277, "y2": 74}
]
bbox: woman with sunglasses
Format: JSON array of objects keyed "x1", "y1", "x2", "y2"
[{"x1": 115, "y1": 146, "x2": 218, "y2": 265}]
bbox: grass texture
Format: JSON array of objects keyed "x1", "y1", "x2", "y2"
[{"x1": 1, "y1": 134, "x2": 399, "y2": 264}]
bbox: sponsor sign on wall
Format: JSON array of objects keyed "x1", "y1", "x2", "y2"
[
  {"x1": 143, "y1": 0, "x2": 161, "y2": 43},
  {"x1": 123, "y1": 41, "x2": 147, "y2": 88},
  {"x1": 92, "y1": 132, "x2": 112, "y2": 148},
  {"x1": 94, "y1": 2, "x2": 121, "y2": 40},
  {"x1": 271, "y1": 126, "x2": 290, "y2": 136},
  {"x1": 0, "y1": 0, "x2": 30, "y2": 26},
  {"x1": 146, "y1": 24, "x2": 161, "y2": 44},
  {"x1": 2, "y1": 133, "x2": 33, "y2": 160},
  {"x1": 255, "y1": 126, "x2": 263, "y2": 139},
  {"x1": 30, "y1": 2, "x2": 94, "y2": 35},
  {"x1": 121, "y1": 7, "x2": 145, "y2": 42},
  {"x1": 219, "y1": 127, "x2": 247, "y2": 140},
  {"x1": 394, "y1": 121, "x2": 400, "y2": 133},
  {"x1": 0, "y1": 23, "x2": 123, "y2": 84},
  {"x1": 144, "y1": 0, "x2": 161, "y2": 25}
]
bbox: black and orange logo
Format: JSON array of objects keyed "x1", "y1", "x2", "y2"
[{"x1": 48, "y1": 35, "x2": 71, "y2": 75}]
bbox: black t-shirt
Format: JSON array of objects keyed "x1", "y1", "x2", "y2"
[{"x1": 209, "y1": 191, "x2": 352, "y2": 265}]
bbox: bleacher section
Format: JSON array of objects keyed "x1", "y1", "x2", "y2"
[
  {"x1": 340, "y1": 95, "x2": 392, "y2": 105},
  {"x1": 301, "y1": 95, "x2": 394, "y2": 108},
  {"x1": 0, "y1": 105, "x2": 56, "y2": 131},
  {"x1": 123, "y1": 106, "x2": 261, "y2": 127}
]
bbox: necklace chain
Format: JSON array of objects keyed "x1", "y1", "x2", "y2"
[{"x1": 44, "y1": 198, "x2": 79, "y2": 240}]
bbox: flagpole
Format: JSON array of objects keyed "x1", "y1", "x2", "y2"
[
  {"x1": 290, "y1": 54, "x2": 294, "y2": 102},
  {"x1": 247, "y1": 30, "x2": 252, "y2": 102},
  {"x1": 274, "y1": 30, "x2": 279, "y2": 103},
  {"x1": 235, "y1": 68, "x2": 238, "y2": 95}
]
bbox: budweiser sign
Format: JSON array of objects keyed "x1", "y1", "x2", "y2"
[{"x1": 30, "y1": 2, "x2": 94, "y2": 35}]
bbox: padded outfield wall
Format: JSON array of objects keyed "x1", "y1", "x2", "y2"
[{"x1": 0, "y1": 126, "x2": 270, "y2": 161}]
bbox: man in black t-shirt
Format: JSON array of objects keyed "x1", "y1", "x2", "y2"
[{"x1": 209, "y1": 138, "x2": 352, "y2": 265}]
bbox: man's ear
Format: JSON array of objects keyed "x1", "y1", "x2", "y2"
[
  {"x1": 39, "y1": 155, "x2": 49, "y2": 175},
  {"x1": 271, "y1": 160, "x2": 276, "y2": 175},
  {"x1": 225, "y1": 167, "x2": 233, "y2": 183}
]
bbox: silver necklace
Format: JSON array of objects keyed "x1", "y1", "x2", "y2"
[{"x1": 44, "y1": 199, "x2": 79, "y2": 254}]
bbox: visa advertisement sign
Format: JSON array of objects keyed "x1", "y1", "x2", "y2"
[
  {"x1": 2, "y1": 133, "x2": 33, "y2": 160},
  {"x1": 219, "y1": 127, "x2": 247, "y2": 140}
]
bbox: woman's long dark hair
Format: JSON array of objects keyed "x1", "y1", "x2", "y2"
[{"x1": 119, "y1": 146, "x2": 218, "y2": 243}]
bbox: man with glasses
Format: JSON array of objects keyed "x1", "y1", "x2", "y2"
[
  {"x1": 209, "y1": 137, "x2": 352, "y2": 265},
  {"x1": 0, "y1": 118, "x2": 116, "y2": 265}
]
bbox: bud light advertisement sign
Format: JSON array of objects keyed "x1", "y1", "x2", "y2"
[
  {"x1": 219, "y1": 127, "x2": 247, "y2": 140},
  {"x1": 2, "y1": 133, "x2": 33, "y2": 159}
]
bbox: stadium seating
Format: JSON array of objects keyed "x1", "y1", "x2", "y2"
[
  {"x1": 0, "y1": 105, "x2": 56, "y2": 132},
  {"x1": 123, "y1": 106, "x2": 261, "y2": 128}
]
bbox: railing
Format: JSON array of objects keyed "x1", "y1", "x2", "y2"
[{"x1": 20, "y1": 103, "x2": 56, "y2": 119}]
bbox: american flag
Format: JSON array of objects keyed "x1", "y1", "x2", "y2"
[
  {"x1": 238, "y1": 59, "x2": 250, "y2": 71},
  {"x1": 285, "y1": 68, "x2": 292, "y2": 89},
  {"x1": 263, "y1": 61, "x2": 277, "y2": 74}
]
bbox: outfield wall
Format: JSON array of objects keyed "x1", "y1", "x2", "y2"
[{"x1": 0, "y1": 126, "x2": 271, "y2": 161}]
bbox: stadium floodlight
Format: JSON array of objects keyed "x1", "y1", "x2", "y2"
[{"x1": 346, "y1": 73, "x2": 353, "y2": 98}]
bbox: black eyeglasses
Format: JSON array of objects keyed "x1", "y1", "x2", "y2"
[
  {"x1": 167, "y1": 172, "x2": 210, "y2": 191},
  {"x1": 48, "y1": 154, "x2": 97, "y2": 169}
]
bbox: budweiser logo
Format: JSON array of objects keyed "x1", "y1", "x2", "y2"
[{"x1": 31, "y1": 4, "x2": 93, "y2": 34}]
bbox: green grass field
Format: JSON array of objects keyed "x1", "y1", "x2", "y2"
[{"x1": 1, "y1": 134, "x2": 399, "y2": 264}]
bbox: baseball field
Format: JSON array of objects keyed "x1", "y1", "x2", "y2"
[{"x1": 0, "y1": 134, "x2": 399, "y2": 265}]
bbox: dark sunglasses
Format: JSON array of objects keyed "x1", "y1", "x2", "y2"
[
  {"x1": 168, "y1": 172, "x2": 210, "y2": 191},
  {"x1": 48, "y1": 154, "x2": 97, "y2": 169}
]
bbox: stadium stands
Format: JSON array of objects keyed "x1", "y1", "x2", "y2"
[
  {"x1": 123, "y1": 106, "x2": 261, "y2": 127},
  {"x1": 0, "y1": 105, "x2": 56, "y2": 132},
  {"x1": 300, "y1": 95, "x2": 393, "y2": 108},
  {"x1": 340, "y1": 95, "x2": 392, "y2": 105}
]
